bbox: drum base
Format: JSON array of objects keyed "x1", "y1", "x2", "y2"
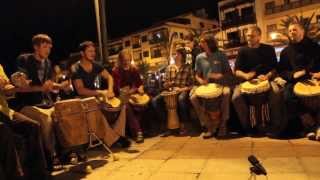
[{"x1": 167, "y1": 109, "x2": 180, "y2": 130}]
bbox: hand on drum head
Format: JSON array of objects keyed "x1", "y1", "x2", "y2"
[
  {"x1": 129, "y1": 95, "x2": 139, "y2": 103},
  {"x1": 257, "y1": 74, "x2": 268, "y2": 81},
  {"x1": 293, "y1": 69, "x2": 306, "y2": 79},
  {"x1": 310, "y1": 72, "x2": 320, "y2": 80},
  {"x1": 137, "y1": 86, "x2": 144, "y2": 95},
  {"x1": 199, "y1": 78, "x2": 208, "y2": 85},
  {"x1": 98, "y1": 90, "x2": 115, "y2": 99}
]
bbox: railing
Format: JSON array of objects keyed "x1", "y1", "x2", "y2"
[
  {"x1": 220, "y1": 0, "x2": 255, "y2": 11},
  {"x1": 265, "y1": 0, "x2": 320, "y2": 15},
  {"x1": 221, "y1": 15, "x2": 256, "y2": 30}
]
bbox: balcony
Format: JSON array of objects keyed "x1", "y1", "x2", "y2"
[
  {"x1": 221, "y1": 14, "x2": 256, "y2": 30},
  {"x1": 265, "y1": 0, "x2": 320, "y2": 15},
  {"x1": 220, "y1": 0, "x2": 254, "y2": 11}
]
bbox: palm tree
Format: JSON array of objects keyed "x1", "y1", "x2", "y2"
[{"x1": 279, "y1": 12, "x2": 320, "y2": 41}]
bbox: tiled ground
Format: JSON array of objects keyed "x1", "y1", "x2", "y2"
[{"x1": 53, "y1": 136, "x2": 320, "y2": 180}]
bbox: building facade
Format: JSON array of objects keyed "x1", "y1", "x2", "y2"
[
  {"x1": 216, "y1": 0, "x2": 320, "y2": 63},
  {"x1": 107, "y1": 13, "x2": 219, "y2": 69}
]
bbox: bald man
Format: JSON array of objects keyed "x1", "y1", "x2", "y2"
[{"x1": 278, "y1": 22, "x2": 320, "y2": 139}]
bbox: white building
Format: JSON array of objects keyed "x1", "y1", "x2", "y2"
[
  {"x1": 107, "y1": 12, "x2": 219, "y2": 70},
  {"x1": 216, "y1": 0, "x2": 320, "y2": 61}
]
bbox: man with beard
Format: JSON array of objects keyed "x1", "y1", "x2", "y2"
[{"x1": 72, "y1": 41, "x2": 131, "y2": 148}]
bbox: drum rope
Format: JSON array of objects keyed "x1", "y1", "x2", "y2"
[{"x1": 250, "y1": 106, "x2": 256, "y2": 128}]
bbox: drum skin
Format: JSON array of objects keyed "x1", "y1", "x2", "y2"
[
  {"x1": 240, "y1": 79, "x2": 270, "y2": 94},
  {"x1": 129, "y1": 93, "x2": 150, "y2": 111}
]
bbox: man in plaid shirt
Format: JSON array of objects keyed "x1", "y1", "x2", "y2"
[{"x1": 152, "y1": 47, "x2": 194, "y2": 136}]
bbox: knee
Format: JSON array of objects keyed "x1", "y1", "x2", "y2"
[{"x1": 223, "y1": 87, "x2": 231, "y2": 95}]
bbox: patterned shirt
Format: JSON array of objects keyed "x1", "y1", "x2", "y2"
[{"x1": 164, "y1": 64, "x2": 193, "y2": 87}]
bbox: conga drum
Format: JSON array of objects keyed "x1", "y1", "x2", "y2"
[
  {"x1": 240, "y1": 79, "x2": 271, "y2": 128},
  {"x1": 161, "y1": 90, "x2": 180, "y2": 129},
  {"x1": 54, "y1": 98, "x2": 88, "y2": 149},
  {"x1": 294, "y1": 79, "x2": 320, "y2": 112}
]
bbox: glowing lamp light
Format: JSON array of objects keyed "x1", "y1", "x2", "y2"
[
  {"x1": 131, "y1": 60, "x2": 135, "y2": 65},
  {"x1": 169, "y1": 56, "x2": 175, "y2": 65},
  {"x1": 270, "y1": 32, "x2": 278, "y2": 40}
]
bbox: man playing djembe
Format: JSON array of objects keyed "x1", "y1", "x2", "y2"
[
  {"x1": 278, "y1": 22, "x2": 320, "y2": 140},
  {"x1": 71, "y1": 41, "x2": 131, "y2": 147},
  {"x1": 232, "y1": 26, "x2": 285, "y2": 137},
  {"x1": 190, "y1": 33, "x2": 232, "y2": 139},
  {"x1": 112, "y1": 49, "x2": 149, "y2": 143},
  {"x1": 152, "y1": 46, "x2": 194, "y2": 136}
]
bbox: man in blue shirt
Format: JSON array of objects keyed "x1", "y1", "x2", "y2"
[{"x1": 190, "y1": 33, "x2": 233, "y2": 138}]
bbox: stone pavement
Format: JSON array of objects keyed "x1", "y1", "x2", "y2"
[{"x1": 53, "y1": 136, "x2": 320, "y2": 180}]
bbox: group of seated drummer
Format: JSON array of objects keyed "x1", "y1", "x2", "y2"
[{"x1": 1, "y1": 21, "x2": 320, "y2": 179}]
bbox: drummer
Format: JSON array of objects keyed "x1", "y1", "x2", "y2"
[
  {"x1": 71, "y1": 41, "x2": 131, "y2": 148},
  {"x1": 152, "y1": 45, "x2": 194, "y2": 137},
  {"x1": 232, "y1": 26, "x2": 285, "y2": 137},
  {"x1": 15, "y1": 34, "x2": 72, "y2": 171},
  {"x1": 112, "y1": 49, "x2": 146, "y2": 143},
  {"x1": 278, "y1": 22, "x2": 320, "y2": 139},
  {"x1": 190, "y1": 33, "x2": 232, "y2": 139}
]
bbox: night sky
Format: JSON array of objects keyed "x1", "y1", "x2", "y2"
[{"x1": 0, "y1": 0, "x2": 218, "y2": 74}]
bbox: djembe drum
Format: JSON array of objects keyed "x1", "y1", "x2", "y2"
[
  {"x1": 195, "y1": 83, "x2": 223, "y2": 127},
  {"x1": 294, "y1": 79, "x2": 320, "y2": 112},
  {"x1": 195, "y1": 83, "x2": 223, "y2": 112},
  {"x1": 54, "y1": 98, "x2": 89, "y2": 149},
  {"x1": 98, "y1": 96, "x2": 122, "y2": 124},
  {"x1": 161, "y1": 90, "x2": 180, "y2": 129},
  {"x1": 240, "y1": 79, "x2": 271, "y2": 128},
  {"x1": 129, "y1": 93, "x2": 150, "y2": 111}
]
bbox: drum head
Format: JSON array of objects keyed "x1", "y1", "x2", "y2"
[
  {"x1": 294, "y1": 80, "x2": 320, "y2": 97},
  {"x1": 240, "y1": 79, "x2": 270, "y2": 94},
  {"x1": 98, "y1": 96, "x2": 121, "y2": 108},
  {"x1": 129, "y1": 94, "x2": 150, "y2": 106},
  {"x1": 195, "y1": 83, "x2": 223, "y2": 98}
]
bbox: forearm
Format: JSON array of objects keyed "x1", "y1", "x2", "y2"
[
  {"x1": 107, "y1": 76, "x2": 114, "y2": 92},
  {"x1": 235, "y1": 70, "x2": 247, "y2": 80},
  {"x1": 15, "y1": 85, "x2": 43, "y2": 93},
  {"x1": 77, "y1": 88, "x2": 100, "y2": 97},
  {"x1": 265, "y1": 69, "x2": 276, "y2": 80},
  {"x1": 195, "y1": 74, "x2": 205, "y2": 84}
]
